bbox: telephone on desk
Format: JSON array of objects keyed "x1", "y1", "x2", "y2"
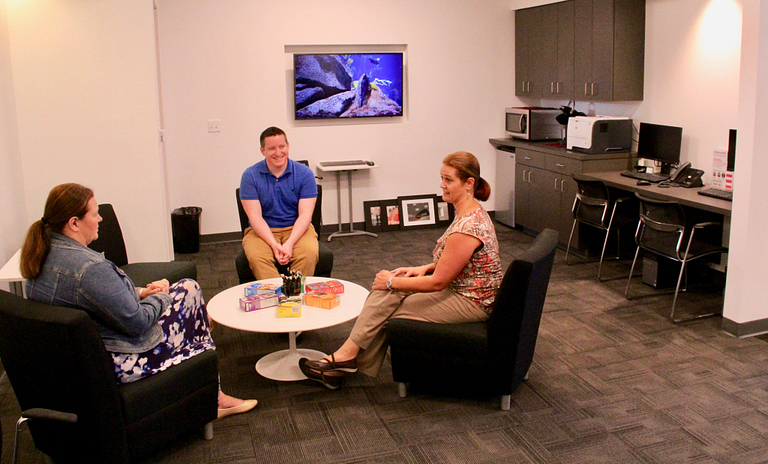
[{"x1": 663, "y1": 162, "x2": 704, "y2": 188}]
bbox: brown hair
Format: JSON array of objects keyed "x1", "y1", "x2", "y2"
[
  {"x1": 442, "y1": 151, "x2": 491, "y2": 201},
  {"x1": 20, "y1": 183, "x2": 94, "y2": 279},
  {"x1": 260, "y1": 126, "x2": 288, "y2": 147}
]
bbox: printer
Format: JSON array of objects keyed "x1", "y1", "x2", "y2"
[{"x1": 566, "y1": 116, "x2": 633, "y2": 154}]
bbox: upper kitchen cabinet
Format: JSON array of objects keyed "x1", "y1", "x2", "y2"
[
  {"x1": 516, "y1": 0, "x2": 645, "y2": 102},
  {"x1": 541, "y1": 1, "x2": 575, "y2": 99},
  {"x1": 515, "y1": 6, "x2": 544, "y2": 97},
  {"x1": 574, "y1": 0, "x2": 645, "y2": 101}
]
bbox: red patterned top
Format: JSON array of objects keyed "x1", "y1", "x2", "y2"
[{"x1": 433, "y1": 207, "x2": 503, "y2": 312}]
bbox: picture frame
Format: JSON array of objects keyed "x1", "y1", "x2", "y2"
[
  {"x1": 363, "y1": 200, "x2": 383, "y2": 232},
  {"x1": 433, "y1": 194, "x2": 455, "y2": 226},
  {"x1": 397, "y1": 195, "x2": 437, "y2": 229},
  {"x1": 381, "y1": 199, "x2": 401, "y2": 232}
]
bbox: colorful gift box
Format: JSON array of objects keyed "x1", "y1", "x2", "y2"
[
  {"x1": 305, "y1": 280, "x2": 345, "y2": 295},
  {"x1": 303, "y1": 291, "x2": 340, "y2": 309},
  {"x1": 244, "y1": 283, "x2": 281, "y2": 297},
  {"x1": 277, "y1": 301, "x2": 302, "y2": 318},
  {"x1": 239, "y1": 293, "x2": 279, "y2": 312}
]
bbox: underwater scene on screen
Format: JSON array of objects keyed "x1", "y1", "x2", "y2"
[{"x1": 294, "y1": 53, "x2": 404, "y2": 119}]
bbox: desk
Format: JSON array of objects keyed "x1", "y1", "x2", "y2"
[
  {"x1": 0, "y1": 249, "x2": 23, "y2": 296},
  {"x1": 317, "y1": 162, "x2": 377, "y2": 241},
  {"x1": 586, "y1": 171, "x2": 732, "y2": 216},
  {"x1": 207, "y1": 277, "x2": 368, "y2": 381}
]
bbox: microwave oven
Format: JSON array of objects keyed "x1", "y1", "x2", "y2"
[{"x1": 505, "y1": 107, "x2": 562, "y2": 141}]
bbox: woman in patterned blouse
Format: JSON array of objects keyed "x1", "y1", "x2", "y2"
[{"x1": 300, "y1": 152, "x2": 504, "y2": 389}]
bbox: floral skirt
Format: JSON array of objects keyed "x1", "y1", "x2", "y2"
[{"x1": 111, "y1": 278, "x2": 215, "y2": 384}]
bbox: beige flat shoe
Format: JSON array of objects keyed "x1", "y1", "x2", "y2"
[{"x1": 217, "y1": 399, "x2": 258, "y2": 420}]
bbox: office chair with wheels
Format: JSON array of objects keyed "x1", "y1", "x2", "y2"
[
  {"x1": 0, "y1": 290, "x2": 219, "y2": 463},
  {"x1": 565, "y1": 175, "x2": 637, "y2": 280},
  {"x1": 386, "y1": 229, "x2": 558, "y2": 410},
  {"x1": 235, "y1": 185, "x2": 333, "y2": 283},
  {"x1": 625, "y1": 193, "x2": 729, "y2": 323},
  {"x1": 88, "y1": 203, "x2": 197, "y2": 287}
]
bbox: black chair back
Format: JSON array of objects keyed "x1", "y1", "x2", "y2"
[
  {"x1": 635, "y1": 193, "x2": 686, "y2": 257},
  {"x1": 0, "y1": 290, "x2": 130, "y2": 463},
  {"x1": 88, "y1": 203, "x2": 129, "y2": 267},
  {"x1": 487, "y1": 228, "x2": 558, "y2": 389},
  {"x1": 572, "y1": 175, "x2": 611, "y2": 227}
]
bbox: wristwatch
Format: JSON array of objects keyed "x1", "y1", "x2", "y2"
[{"x1": 386, "y1": 276, "x2": 394, "y2": 290}]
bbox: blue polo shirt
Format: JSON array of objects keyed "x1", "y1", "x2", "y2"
[{"x1": 240, "y1": 159, "x2": 318, "y2": 228}]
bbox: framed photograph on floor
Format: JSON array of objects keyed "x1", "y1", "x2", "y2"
[
  {"x1": 381, "y1": 199, "x2": 401, "y2": 232},
  {"x1": 363, "y1": 200, "x2": 383, "y2": 232},
  {"x1": 433, "y1": 194, "x2": 455, "y2": 227},
  {"x1": 398, "y1": 195, "x2": 436, "y2": 229}
]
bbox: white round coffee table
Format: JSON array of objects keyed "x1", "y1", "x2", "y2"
[{"x1": 207, "y1": 277, "x2": 368, "y2": 381}]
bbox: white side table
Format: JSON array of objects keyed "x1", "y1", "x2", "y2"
[
  {"x1": 317, "y1": 161, "x2": 378, "y2": 241},
  {"x1": 0, "y1": 249, "x2": 24, "y2": 296}
]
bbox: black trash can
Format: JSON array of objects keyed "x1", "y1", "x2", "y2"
[{"x1": 171, "y1": 206, "x2": 202, "y2": 254}]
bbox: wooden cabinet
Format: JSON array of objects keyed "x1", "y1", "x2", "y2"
[
  {"x1": 496, "y1": 139, "x2": 632, "y2": 250},
  {"x1": 515, "y1": 7, "x2": 543, "y2": 97},
  {"x1": 541, "y1": 1, "x2": 575, "y2": 99},
  {"x1": 516, "y1": 0, "x2": 645, "y2": 101}
]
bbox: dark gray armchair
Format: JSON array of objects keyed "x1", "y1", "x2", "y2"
[
  {"x1": 0, "y1": 290, "x2": 219, "y2": 463},
  {"x1": 386, "y1": 229, "x2": 558, "y2": 410},
  {"x1": 88, "y1": 203, "x2": 197, "y2": 287}
]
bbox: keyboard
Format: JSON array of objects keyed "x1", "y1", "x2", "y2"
[
  {"x1": 620, "y1": 170, "x2": 670, "y2": 183},
  {"x1": 698, "y1": 187, "x2": 733, "y2": 201},
  {"x1": 319, "y1": 160, "x2": 370, "y2": 167}
]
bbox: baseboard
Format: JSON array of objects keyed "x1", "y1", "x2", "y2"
[
  {"x1": 721, "y1": 317, "x2": 768, "y2": 338},
  {"x1": 200, "y1": 231, "x2": 241, "y2": 244}
]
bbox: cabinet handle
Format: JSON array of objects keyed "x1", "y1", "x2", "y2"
[
  {"x1": 584, "y1": 83, "x2": 589, "y2": 95},
  {"x1": 527, "y1": 170, "x2": 531, "y2": 183},
  {"x1": 550, "y1": 82, "x2": 554, "y2": 94},
  {"x1": 561, "y1": 180, "x2": 565, "y2": 193},
  {"x1": 554, "y1": 179, "x2": 559, "y2": 191},
  {"x1": 557, "y1": 82, "x2": 562, "y2": 94},
  {"x1": 591, "y1": 83, "x2": 596, "y2": 96},
  {"x1": 556, "y1": 163, "x2": 565, "y2": 168}
]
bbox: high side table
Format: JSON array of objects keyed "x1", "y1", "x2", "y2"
[{"x1": 317, "y1": 161, "x2": 378, "y2": 241}]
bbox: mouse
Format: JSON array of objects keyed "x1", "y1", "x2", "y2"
[
  {"x1": 365, "y1": 161, "x2": 374, "y2": 166},
  {"x1": 636, "y1": 180, "x2": 651, "y2": 186}
]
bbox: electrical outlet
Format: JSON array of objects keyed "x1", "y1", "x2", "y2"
[{"x1": 207, "y1": 119, "x2": 221, "y2": 133}]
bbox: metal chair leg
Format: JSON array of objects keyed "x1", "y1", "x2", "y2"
[
  {"x1": 625, "y1": 247, "x2": 641, "y2": 299},
  {"x1": 565, "y1": 219, "x2": 578, "y2": 265}
]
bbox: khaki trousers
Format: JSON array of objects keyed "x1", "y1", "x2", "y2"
[
  {"x1": 350, "y1": 288, "x2": 489, "y2": 377},
  {"x1": 242, "y1": 224, "x2": 319, "y2": 279}
]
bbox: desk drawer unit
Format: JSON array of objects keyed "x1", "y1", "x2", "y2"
[{"x1": 516, "y1": 148, "x2": 547, "y2": 169}]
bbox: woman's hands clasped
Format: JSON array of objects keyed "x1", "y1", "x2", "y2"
[
  {"x1": 372, "y1": 264, "x2": 432, "y2": 290},
  {"x1": 138, "y1": 279, "x2": 170, "y2": 299}
]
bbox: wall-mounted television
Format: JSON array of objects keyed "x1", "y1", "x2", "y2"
[{"x1": 293, "y1": 53, "x2": 403, "y2": 120}]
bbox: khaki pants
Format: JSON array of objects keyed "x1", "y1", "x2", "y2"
[
  {"x1": 242, "y1": 224, "x2": 319, "y2": 279},
  {"x1": 350, "y1": 288, "x2": 489, "y2": 377}
]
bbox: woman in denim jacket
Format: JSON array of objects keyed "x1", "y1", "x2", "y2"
[{"x1": 20, "y1": 183, "x2": 256, "y2": 420}]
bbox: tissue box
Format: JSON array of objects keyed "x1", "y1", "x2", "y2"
[
  {"x1": 244, "y1": 283, "x2": 281, "y2": 297},
  {"x1": 303, "y1": 291, "x2": 340, "y2": 309},
  {"x1": 305, "y1": 280, "x2": 344, "y2": 295},
  {"x1": 277, "y1": 301, "x2": 302, "y2": 318},
  {"x1": 239, "y1": 294, "x2": 279, "y2": 312}
]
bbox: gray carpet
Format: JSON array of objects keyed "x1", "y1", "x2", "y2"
[{"x1": 3, "y1": 223, "x2": 767, "y2": 464}]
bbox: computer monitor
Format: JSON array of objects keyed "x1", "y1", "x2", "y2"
[{"x1": 637, "y1": 122, "x2": 683, "y2": 174}]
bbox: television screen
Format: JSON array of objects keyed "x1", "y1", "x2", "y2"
[{"x1": 294, "y1": 53, "x2": 403, "y2": 120}]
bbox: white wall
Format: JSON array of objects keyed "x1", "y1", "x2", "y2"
[
  {"x1": 2, "y1": 0, "x2": 171, "y2": 263},
  {"x1": 0, "y1": 0, "x2": 25, "y2": 290},
  {"x1": 155, "y1": 0, "x2": 517, "y2": 235}
]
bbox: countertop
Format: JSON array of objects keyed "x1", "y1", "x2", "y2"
[{"x1": 489, "y1": 137, "x2": 634, "y2": 161}]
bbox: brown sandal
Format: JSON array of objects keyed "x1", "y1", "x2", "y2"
[{"x1": 306, "y1": 353, "x2": 358, "y2": 373}]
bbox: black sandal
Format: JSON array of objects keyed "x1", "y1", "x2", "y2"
[
  {"x1": 306, "y1": 353, "x2": 358, "y2": 373},
  {"x1": 299, "y1": 358, "x2": 344, "y2": 390}
]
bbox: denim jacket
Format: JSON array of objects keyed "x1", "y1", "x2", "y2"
[{"x1": 26, "y1": 233, "x2": 169, "y2": 353}]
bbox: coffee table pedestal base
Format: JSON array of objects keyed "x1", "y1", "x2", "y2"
[{"x1": 255, "y1": 331, "x2": 326, "y2": 381}]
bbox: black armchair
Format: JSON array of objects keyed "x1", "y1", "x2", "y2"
[
  {"x1": 235, "y1": 185, "x2": 333, "y2": 283},
  {"x1": 386, "y1": 228, "x2": 558, "y2": 410},
  {"x1": 88, "y1": 203, "x2": 197, "y2": 287},
  {"x1": 0, "y1": 290, "x2": 219, "y2": 463}
]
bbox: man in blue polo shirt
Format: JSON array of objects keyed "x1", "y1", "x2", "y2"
[{"x1": 240, "y1": 126, "x2": 319, "y2": 279}]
